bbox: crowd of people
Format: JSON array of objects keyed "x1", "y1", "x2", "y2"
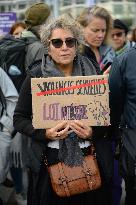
[{"x1": 0, "y1": 2, "x2": 136, "y2": 205}]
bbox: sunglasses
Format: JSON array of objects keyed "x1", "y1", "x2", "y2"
[
  {"x1": 49, "y1": 37, "x2": 77, "y2": 48},
  {"x1": 111, "y1": 32, "x2": 125, "y2": 38}
]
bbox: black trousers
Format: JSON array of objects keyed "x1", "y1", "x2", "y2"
[
  {"x1": 124, "y1": 177, "x2": 136, "y2": 205},
  {"x1": 27, "y1": 168, "x2": 40, "y2": 205},
  {"x1": 0, "y1": 198, "x2": 3, "y2": 205}
]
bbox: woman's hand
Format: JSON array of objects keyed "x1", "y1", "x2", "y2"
[
  {"x1": 46, "y1": 121, "x2": 69, "y2": 140},
  {"x1": 69, "y1": 120, "x2": 93, "y2": 139}
]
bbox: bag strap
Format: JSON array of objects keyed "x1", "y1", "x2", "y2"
[
  {"x1": 44, "y1": 153, "x2": 70, "y2": 196},
  {"x1": 27, "y1": 59, "x2": 42, "y2": 71},
  {"x1": 58, "y1": 163, "x2": 70, "y2": 197},
  {"x1": 82, "y1": 156, "x2": 94, "y2": 190},
  {"x1": 80, "y1": 56, "x2": 85, "y2": 76}
]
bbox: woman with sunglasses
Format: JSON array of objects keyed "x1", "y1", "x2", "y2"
[
  {"x1": 111, "y1": 19, "x2": 135, "y2": 56},
  {"x1": 13, "y1": 15, "x2": 113, "y2": 205},
  {"x1": 77, "y1": 6, "x2": 115, "y2": 75}
]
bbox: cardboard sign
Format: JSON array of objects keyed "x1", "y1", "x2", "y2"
[{"x1": 31, "y1": 75, "x2": 110, "y2": 129}]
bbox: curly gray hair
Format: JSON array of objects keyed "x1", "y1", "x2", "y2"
[{"x1": 40, "y1": 15, "x2": 84, "y2": 48}]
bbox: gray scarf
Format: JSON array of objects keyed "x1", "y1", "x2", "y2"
[{"x1": 41, "y1": 54, "x2": 96, "y2": 166}]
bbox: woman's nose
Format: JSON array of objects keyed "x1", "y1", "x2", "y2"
[
  {"x1": 61, "y1": 42, "x2": 68, "y2": 49},
  {"x1": 97, "y1": 31, "x2": 104, "y2": 38}
]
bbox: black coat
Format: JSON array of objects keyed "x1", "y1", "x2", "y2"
[
  {"x1": 13, "y1": 53, "x2": 113, "y2": 205},
  {"x1": 109, "y1": 45, "x2": 136, "y2": 128},
  {"x1": 14, "y1": 53, "x2": 113, "y2": 176}
]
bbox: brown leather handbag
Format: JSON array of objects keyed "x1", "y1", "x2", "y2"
[{"x1": 45, "y1": 149, "x2": 101, "y2": 197}]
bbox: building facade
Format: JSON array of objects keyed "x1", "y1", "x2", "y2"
[
  {"x1": 0, "y1": 0, "x2": 136, "y2": 27},
  {"x1": 0, "y1": 0, "x2": 44, "y2": 19},
  {"x1": 0, "y1": 0, "x2": 95, "y2": 19},
  {"x1": 97, "y1": 0, "x2": 136, "y2": 27}
]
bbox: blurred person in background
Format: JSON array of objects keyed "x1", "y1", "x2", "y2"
[
  {"x1": 109, "y1": 39, "x2": 136, "y2": 205},
  {"x1": 77, "y1": 6, "x2": 115, "y2": 75},
  {"x1": 21, "y1": 2, "x2": 51, "y2": 69},
  {"x1": 77, "y1": 6, "x2": 124, "y2": 205},
  {"x1": 9, "y1": 22, "x2": 26, "y2": 38},
  {"x1": 111, "y1": 19, "x2": 135, "y2": 56},
  {"x1": 0, "y1": 20, "x2": 27, "y2": 202},
  {"x1": 18, "y1": 2, "x2": 51, "y2": 204},
  {"x1": 1, "y1": 2, "x2": 51, "y2": 205},
  {"x1": 131, "y1": 27, "x2": 136, "y2": 42},
  {"x1": 8, "y1": 21, "x2": 27, "y2": 205},
  {"x1": 0, "y1": 67, "x2": 18, "y2": 205},
  {"x1": 12, "y1": 2, "x2": 51, "y2": 205},
  {"x1": 127, "y1": 30, "x2": 132, "y2": 42}
]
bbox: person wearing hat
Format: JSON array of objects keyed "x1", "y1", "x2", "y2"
[
  {"x1": 15, "y1": 2, "x2": 51, "y2": 204},
  {"x1": 109, "y1": 35, "x2": 136, "y2": 205},
  {"x1": 110, "y1": 19, "x2": 136, "y2": 205},
  {"x1": 111, "y1": 19, "x2": 135, "y2": 56},
  {"x1": 110, "y1": 19, "x2": 131, "y2": 205},
  {"x1": 21, "y1": 2, "x2": 51, "y2": 68}
]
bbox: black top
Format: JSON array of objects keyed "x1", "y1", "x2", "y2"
[{"x1": 80, "y1": 45, "x2": 101, "y2": 75}]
